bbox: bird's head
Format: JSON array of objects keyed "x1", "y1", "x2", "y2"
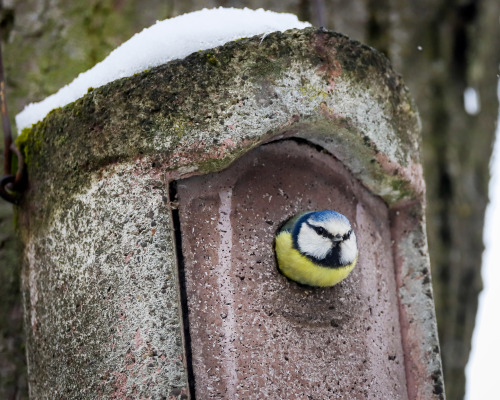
[{"x1": 292, "y1": 210, "x2": 357, "y2": 267}]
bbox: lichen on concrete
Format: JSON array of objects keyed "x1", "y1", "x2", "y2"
[
  {"x1": 16, "y1": 28, "x2": 421, "y2": 230},
  {"x1": 390, "y1": 203, "x2": 445, "y2": 399},
  {"x1": 22, "y1": 164, "x2": 188, "y2": 398},
  {"x1": 15, "y1": 27, "x2": 441, "y2": 398}
]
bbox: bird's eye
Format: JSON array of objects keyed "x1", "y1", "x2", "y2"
[
  {"x1": 316, "y1": 227, "x2": 327, "y2": 236},
  {"x1": 335, "y1": 234, "x2": 342, "y2": 239}
]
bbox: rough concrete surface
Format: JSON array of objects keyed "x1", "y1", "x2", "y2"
[
  {"x1": 15, "y1": 28, "x2": 443, "y2": 398},
  {"x1": 22, "y1": 165, "x2": 188, "y2": 399},
  {"x1": 177, "y1": 140, "x2": 408, "y2": 399}
]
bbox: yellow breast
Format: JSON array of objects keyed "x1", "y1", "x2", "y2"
[{"x1": 274, "y1": 231, "x2": 357, "y2": 287}]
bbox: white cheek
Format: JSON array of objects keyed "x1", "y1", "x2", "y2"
[
  {"x1": 297, "y1": 225, "x2": 332, "y2": 259},
  {"x1": 340, "y1": 233, "x2": 358, "y2": 264}
]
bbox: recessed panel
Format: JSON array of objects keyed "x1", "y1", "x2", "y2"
[{"x1": 176, "y1": 140, "x2": 407, "y2": 399}]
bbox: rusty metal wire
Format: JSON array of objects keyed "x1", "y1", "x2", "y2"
[{"x1": 0, "y1": 37, "x2": 25, "y2": 204}]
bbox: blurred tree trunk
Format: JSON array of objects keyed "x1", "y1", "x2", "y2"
[{"x1": 0, "y1": 1, "x2": 498, "y2": 399}]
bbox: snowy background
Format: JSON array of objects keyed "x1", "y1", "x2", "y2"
[{"x1": 465, "y1": 81, "x2": 500, "y2": 400}]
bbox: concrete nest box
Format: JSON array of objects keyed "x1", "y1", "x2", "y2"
[{"x1": 16, "y1": 28, "x2": 444, "y2": 399}]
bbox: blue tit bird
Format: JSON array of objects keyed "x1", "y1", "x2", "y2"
[{"x1": 274, "y1": 210, "x2": 358, "y2": 287}]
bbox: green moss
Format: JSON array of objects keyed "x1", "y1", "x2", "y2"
[
  {"x1": 15, "y1": 127, "x2": 35, "y2": 166},
  {"x1": 249, "y1": 55, "x2": 284, "y2": 79},
  {"x1": 172, "y1": 119, "x2": 187, "y2": 138},
  {"x1": 391, "y1": 178, "x2": 411, "y2": 194},
  {"x1": 13, "y1": 28, "x2": 421, "y2": 237},
  {"x1": 299, "y1": 83, "x2": 328, "y2": 102},
  {"x1": 197, "y1": 148, "x2": 251, "y2": 175},
  {"x1": 205, "y1": 53, "x2": 219, "y2": 66}
]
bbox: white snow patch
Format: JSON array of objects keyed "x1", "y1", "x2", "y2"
[
  {"x1": 15, "y1": 7, "x2": 310, "y2": 131},
  {"x1": 465, "y1": 79, "x2": 500, "y2": 400},
  {"x1": 464, "y1": 87, "x2": 481, "y2": 115}
]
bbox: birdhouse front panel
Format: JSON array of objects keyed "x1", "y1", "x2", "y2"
[{"x1": 175, "y1": 139, "x2": 408, "y2": 399}]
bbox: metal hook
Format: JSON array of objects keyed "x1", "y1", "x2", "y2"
[{"x1": 0, "y1": 174, "x2": 19, "y2": 204}]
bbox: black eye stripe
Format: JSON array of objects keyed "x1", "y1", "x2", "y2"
[
  {"x1": 306, "y1": 222, "x2": 335, "y2": 240},
  {"x1": 343, "y1": 229, "x2": 352, "y2": 240},
  {"x1": 306, "y1": 223, "x2": 353, "y2": 242}
]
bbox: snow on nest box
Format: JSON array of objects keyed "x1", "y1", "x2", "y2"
[{"x1": 15, "y1": 8, "x2": 310, "y2": 132}]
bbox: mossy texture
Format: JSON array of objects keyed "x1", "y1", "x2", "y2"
[
  {"x1": 17, "y1": 28, "x2": 421, "y2": 232},
  {"x1": 15, "y1": 28, "x2": 438, "y2": 398}
]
